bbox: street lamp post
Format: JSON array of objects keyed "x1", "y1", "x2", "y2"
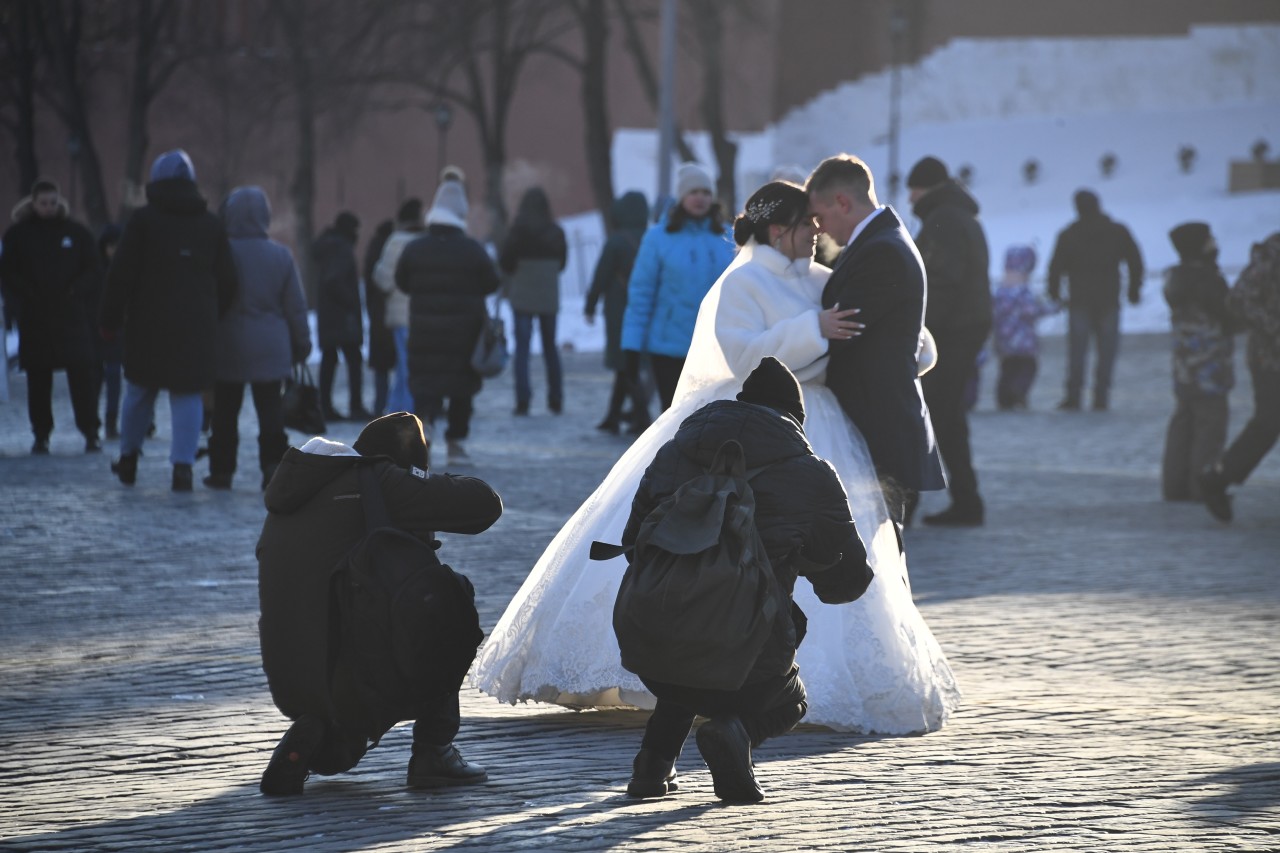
[
  {"x1": 887, "y1": 6, "x2": 907, "y2": 206},
  {"x1": 67, "y1": 135, "x2": 81, "y2": 216},
  {"x1": 434, "y1": 102, "x2": 454, "y2": 179}
]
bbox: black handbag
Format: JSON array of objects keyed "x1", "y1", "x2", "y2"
[
  {"x1": 282, "y1": 363, "x2": 327, "y2": 434},
  {"x1": 471, "y1": 299, "x2": 509, "y2": 378}
]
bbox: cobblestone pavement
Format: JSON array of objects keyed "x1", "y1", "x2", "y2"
[{"x1": 1, "y1": 333, "x2": 1277, "y2": 852}]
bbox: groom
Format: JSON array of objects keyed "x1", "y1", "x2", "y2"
[{"x1": 806, "y1": 154, "x2": 945, "y2": 523}]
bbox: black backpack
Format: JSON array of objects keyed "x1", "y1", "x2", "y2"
[
  {"x1": 329, "y1": 464, "x2": 483, "y2": 742},
  {"x1": 593, "y1": 439, "x2": 783, "y2": 692}
]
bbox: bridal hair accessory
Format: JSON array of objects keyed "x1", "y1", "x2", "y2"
[{"x1": 745, "y1": 198, "x2": 782, "y2": 223}]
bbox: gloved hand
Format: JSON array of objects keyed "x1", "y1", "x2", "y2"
[{"x1": 803, "y1": 515, "x2": 855, "y2": 566}]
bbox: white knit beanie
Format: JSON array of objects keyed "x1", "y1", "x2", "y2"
[
  {"x1": 426, "y1": 181, "x2": 469, "y2": 229},
  {"x1": 675, "y1": 162, "x2": 714, "y2": 200}
]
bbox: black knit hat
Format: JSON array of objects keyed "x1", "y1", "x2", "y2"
[
  {"x1": 1169, "y1": 222, "x2": 1212, "y2": 261},
  {"x1": 737, "y1": 356, "x2": 805, "y2": 425},
  {"x1": 397, "y1": 198, "x2": 423, "y2": 225},
  {"x1": 906, "y1": 156, "x2": 948, "y2": 190},
  {"x1": 353, "y1": 412, "x2": 429, "y2": 471}
]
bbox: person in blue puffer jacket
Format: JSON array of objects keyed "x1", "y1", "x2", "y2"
[{"x1": 621, "y1": 163, "x2": 736, "y2": 410}]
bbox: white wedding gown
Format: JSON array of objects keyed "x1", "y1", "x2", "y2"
[{"x1": 473, "y1": 242, "x2": 961, "y2": 734}]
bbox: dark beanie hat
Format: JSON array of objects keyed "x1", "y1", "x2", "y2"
[
  {"x1": 397, "y1": 198, "x2": 423, "y2": 225},
  {"x1": 737, "y1": 356, "x2": 805, "y2": 425},
  {"x1": 906, "y1": 156, "x2": 948, "y2": 189},
  {"x1": 1169, "y1": 222, "x2": 1212, "y2": 261},
  {"x1": 353, "y1": 412, "x2": 429, "y2": 471}
]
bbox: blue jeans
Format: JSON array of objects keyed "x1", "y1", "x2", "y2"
[
  {"x1": 1066, "y1": 306, "x2": 1120, "y2": 406},
  {"x1": 385, "y1": 326, "x2": 413, "y2": 415},
  {"x1": 120, "y1": 381, "x2": 203, "y2": 465},
  {"x1": 513, "y1": 311, "x2": 562, "y2": 409}
]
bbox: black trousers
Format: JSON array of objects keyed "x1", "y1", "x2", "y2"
[
  {"x1": 1161, "y1": 391, "x2": 1228, "y2": 501},
  {"x1": 414, "y1": 392, "x2": 475, "y2": 442},
  {"x1": 648, "y1": 354, "x2": 685, "y2": 412},
  {"x1": 26, "y1": 362, "x2": 99, "y2": 439},
  {"x1": 320, "y1": 344, "x2": 364, "y2": 412},
  {"x1": 1221, "y1": 365, "x2": 1280, "y2": 485},
  {"x1": 208, "y1": 380, "x2": 287, "y2": 478},
  {"x1": 639, "y1": 665, "x2": 807, "y2": 761},
  {"x1": 996, "y1": 355, "x2": 1038, "y2": 408},
  {"x1": 921, "y1": 329, "x2": 988, "y2": 506}
]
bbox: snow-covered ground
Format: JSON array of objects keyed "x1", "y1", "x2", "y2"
[{"x1": 566, "y1": 23, "x2": 1280, "y2": 350}]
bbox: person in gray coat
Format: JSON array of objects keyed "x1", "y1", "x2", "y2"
[
  {"x1": 499, "y1": 187, "x2": 567, "y2": 415},
  {"x1": 205, "y1": 186, "x2": 311, "y2": 491}
]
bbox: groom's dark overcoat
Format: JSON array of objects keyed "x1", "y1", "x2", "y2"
[{"x1": 821, "y1": 206, "x2": 946, "y2": 494}]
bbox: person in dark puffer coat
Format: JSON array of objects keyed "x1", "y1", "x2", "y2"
[
  {"x1": 619, "y1": 357, "x2": 873, "y2": 805},
  {"x1": 907, "y1": 156, "x2": 993, "y2": 526},
  {"x1": 313, "y1": 211, "x2": 369, "y2": 422},
  {"x1": 100, "y1": 150, "x2": 238, "y2": 491},
  {"x1": 0, "y1": 178, "x2": 102, "y2": 453},
  {"x1": 256, "y1": 412, "x2": 503, "y2": 795},
  {"x1": 395, "y1": 181, "x2": 500, "y2": 467}
]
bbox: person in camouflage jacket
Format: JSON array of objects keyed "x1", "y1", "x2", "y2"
[{"x1": 1198, "y1": 231, "x2": 1280, "y2": 521}]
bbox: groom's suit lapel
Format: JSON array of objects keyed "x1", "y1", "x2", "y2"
[{"x1": 831, "y1": 206, "x2": 901, "y2": 278}]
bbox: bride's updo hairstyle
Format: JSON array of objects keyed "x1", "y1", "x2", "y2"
[{"x1": 732, "y1": 181, "x2": 810, "y2": 248}]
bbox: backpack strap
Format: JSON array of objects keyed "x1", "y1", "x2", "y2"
[{"x1": 357, "y1": 464, "x2": 392, "y2": 531}]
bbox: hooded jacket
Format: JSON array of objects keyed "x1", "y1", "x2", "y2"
[
  {"x1": 215, "y1": 187, "x2": 310, "y2": 383},
  {"x1": 0, "y1": 194, "x2": 99, "y2": 371},
  {"x1": 585, "y1": 191, "x2": 650, "y2": 370},
  {"x1": 257, "y1": 437, "x2": 502, "y2": 724},
  {"x1": 912, "y1": 179, "x2": 992, "y2": 337},
  {"x1": 101, "y1": 178, "x2": 238, "y2": 392},
  {"x1": 621, "y1": 399, "x2": 872, "y2": 686},
  {"x1": 312, "y1": 226, "x2": 363, "y2": 349}
]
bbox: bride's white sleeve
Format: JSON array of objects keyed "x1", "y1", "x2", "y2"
[{"x1": 715, "y1": 279, "x2": 827, "y2": 378}]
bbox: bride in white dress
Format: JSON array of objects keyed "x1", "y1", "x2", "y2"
[{"x1": 473, "y1": 181, "x2": 960, "y2": 734}]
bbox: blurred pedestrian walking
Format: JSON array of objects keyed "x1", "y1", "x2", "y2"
[
  {"x1": 314, "y1": 211, "x2": 369, "y2": 423},
  {"x1": 101, "y1": 150, "x2": 238, "y2": 491},
  {"x1": 362, "y1": 218, "x2": 396, "y2": 416},
  {"x1": 0, "y1": 179, "x2": 102, "y2": 454},
  {"x1": 585, "y1": 190, "x2": 651, "y2": 433},
  {"x1": 992, "y1": 245, "x2": 1055, "y2": 410},
  {"x1": 1047, "y1": 189, "x2": 1144, "y2": 411},
  {"x1": 499, "y1": 187, "x2": 567, "y2": 416},
  {"x1": 93, "y1": 225, "x2": 123, "y2": 439},
  {"x1": 204, "y1": 186, "x2": 311, "y2": 492},
  {"x1": 396, "y1": 181, "x2": 500, "y2": 467},
  {"x1": 907, "y1": 156, "x2": 992, "y2": 526},
  {"x1": 1199, "y1": 231, "x2": 1280, "y2": 522},
  {"x1": 373, "y1": 199, "x2": 427, "y2": 415},
  {"x1": 1160, "y1": 223, "x2": 1234, "y2": 502},
  {"x1": 621, "y1": 163, "x2": 735, "y2": 411}
]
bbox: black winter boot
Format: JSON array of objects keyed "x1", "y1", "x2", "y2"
[
  {"x1": 261, "y1": 716, "x2": 325, "y2": 796},
  {"x1": 172, "y1": 463, "x2": 193, "y2": 492},
  {"x1": 626, "y1": 748, "x2": 678, "y2": 799},
  {"x1": 1198, "y1": 464, "x2": 1233, "y2": 523},
  {"x1": 696, "y1": 716, "x2": 763, "y2": 804},
  {"x1": 111, "y1": 452, "x2": 139, "y2": 485}
]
